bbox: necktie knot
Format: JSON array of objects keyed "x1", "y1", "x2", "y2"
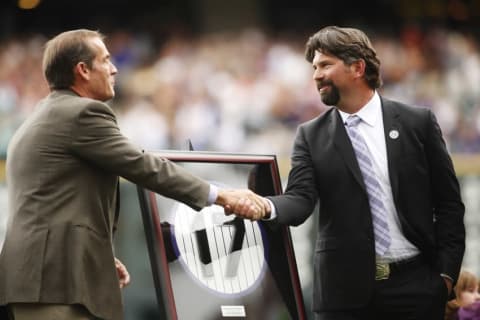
[{"x1": 345, "y1": 115, "x2": 362, "y2": 128}]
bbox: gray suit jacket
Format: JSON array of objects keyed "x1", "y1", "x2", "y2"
[
  {"x1": 269, "y1": 97, "x2": 465, "y2": 312},
  {"x1": 0, "y1": 90, "x2": 210, "y2": 320}
]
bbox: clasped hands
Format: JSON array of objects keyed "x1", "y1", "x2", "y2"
[{"x1": 215, "y1": 189, "x2": 271, "y2": 221}]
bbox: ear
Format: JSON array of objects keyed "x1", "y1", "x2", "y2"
[
  {"x1": 351, "y1": 59, "x2": 366, "y2": 78},
  {"x1": 73, "y1": 62, "x2": 90, "y2": 81}
]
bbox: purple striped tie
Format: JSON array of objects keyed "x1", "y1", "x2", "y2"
[{"x1": 345, "y1": 115, "x2": 391, "y2": 255}]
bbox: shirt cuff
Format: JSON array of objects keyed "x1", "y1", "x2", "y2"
[
  {"x1": 440, "y1": 273, "x2": 454, "y2": 282},
  {"x1": 263, "y1": 198, "x2": 277, "y2": 220},
  {"x1": 207, "y1": 184, "x2": 218, "y2": 205}
]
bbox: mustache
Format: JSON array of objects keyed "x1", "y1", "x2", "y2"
[{"x1": 317, "y1": 80, "x2": 333, "y2": 91}]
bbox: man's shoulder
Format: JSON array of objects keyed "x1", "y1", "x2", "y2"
[
  {"x1": 381, "y1": 96, "x2": 431, "y2": 116},
  {"x1": 299, "y1": 107, "x2": 336, "y2": 130},
  {"x1": 48, "y1": 90, "x2": 114, "y2": 117}
]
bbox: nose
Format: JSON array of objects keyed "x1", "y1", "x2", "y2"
[
  {"x1": 313, "y1": 68, "x2": 323, "y2": 82},
  {"x1": 110, "y1": 61, "x2": 118, "y2": 75}
]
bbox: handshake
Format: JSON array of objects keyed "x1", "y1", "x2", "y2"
[{"x1": 215, "y1": 189, "x2": 272, "y2": 221}]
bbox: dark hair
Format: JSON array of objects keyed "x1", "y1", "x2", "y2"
[
  {"x1": 42, "y1": 29, "x2": 104, "y2": 90},
  {"x1": 305, "y1": 26, "x2": 382, "y2": 89}
]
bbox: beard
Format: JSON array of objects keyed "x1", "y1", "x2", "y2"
[{"x1": 318, "y1": 81, "x2": 340, "y2": 106}]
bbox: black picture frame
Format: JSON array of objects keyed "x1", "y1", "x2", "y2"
[{"x1": 137, "y1": 151, "x2": 306, "y2": 320}]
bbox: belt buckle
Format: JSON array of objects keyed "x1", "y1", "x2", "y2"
[{"x1": 375, "y1": 262, "x2": 390, "y2": 280}]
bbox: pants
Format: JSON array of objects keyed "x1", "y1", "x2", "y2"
[
  {"x1": 315, "y1": 258, "x2": 449, "y2": 320},
  {"x1": 7, "y1": 303, "x2": 101, "y2": 320}
]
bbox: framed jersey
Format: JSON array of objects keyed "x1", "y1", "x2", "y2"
[{"x1": 137, "y1": 151, "x2": 306, "y2": 319}]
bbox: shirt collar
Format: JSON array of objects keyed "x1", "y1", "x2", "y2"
[{"x1": 338, "y1": 91, "x2": 381, "y2": 127}]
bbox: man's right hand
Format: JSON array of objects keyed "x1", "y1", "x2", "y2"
[{"x1": 215, "y1": 189, "x2": 271, "y2": 221}]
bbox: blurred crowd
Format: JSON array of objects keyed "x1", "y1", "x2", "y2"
[{"x1": 1, "y1": 25, "x2": 480, "y2": 160}]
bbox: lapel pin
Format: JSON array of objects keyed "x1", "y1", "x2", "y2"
[{"x1": 389, "y1": 129, "x2": 399, "y2": 139}]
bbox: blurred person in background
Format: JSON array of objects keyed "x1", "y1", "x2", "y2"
[
  {"x1": 0, "y1": 29, "x2": 265, "y2": 320},
  {"x1": 445, "y1": 269, "x2": 480, "y2": 320},
  {"x1": 236, "y1": 25, "x2": 465, "y2": 320}
]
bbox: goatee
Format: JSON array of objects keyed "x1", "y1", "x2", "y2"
[{"x1": 320, "y1": 84, "x2": 340, "y2": 106}]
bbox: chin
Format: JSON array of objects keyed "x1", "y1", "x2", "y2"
[
  {"x1": 98, "y1": 94, "x2": 114, "y2": 102},
  {"x1": 106, "y1": 90, "x2": 115, "y2": 101}
]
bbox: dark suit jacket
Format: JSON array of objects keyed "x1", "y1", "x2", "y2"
[
  {"x1": 0, "y1": 90, "x2": 210, "y2": 320},
  {"x1": 269, "y1": 96, "x2": 465, "y2": 312}
]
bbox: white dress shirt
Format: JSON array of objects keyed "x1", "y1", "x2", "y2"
[{"x1": 338, "y1": 92, "x2": 420, "y2": 262}]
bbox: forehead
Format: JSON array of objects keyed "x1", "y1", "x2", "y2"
[
  {"x1": 87, "y1": 36, "x2": 109, "y2": 58},
  {"x1": 312, "y1": 50, "x2": 338, "y2": 64}
]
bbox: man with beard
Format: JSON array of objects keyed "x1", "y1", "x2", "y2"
[{"x1": 246, "y1": 26, "x2": 465, "y2": 320}]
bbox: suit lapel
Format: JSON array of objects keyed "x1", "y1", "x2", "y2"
[
  {"x1": 381, "y1": 97, "x2": 401, "y2": 200},
  {"x1": 330, "y1": 100, "x2": 402, "y2": 195},
  {"x1": 330, "y1": 109, "x2": 366, "y2": 190}
]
